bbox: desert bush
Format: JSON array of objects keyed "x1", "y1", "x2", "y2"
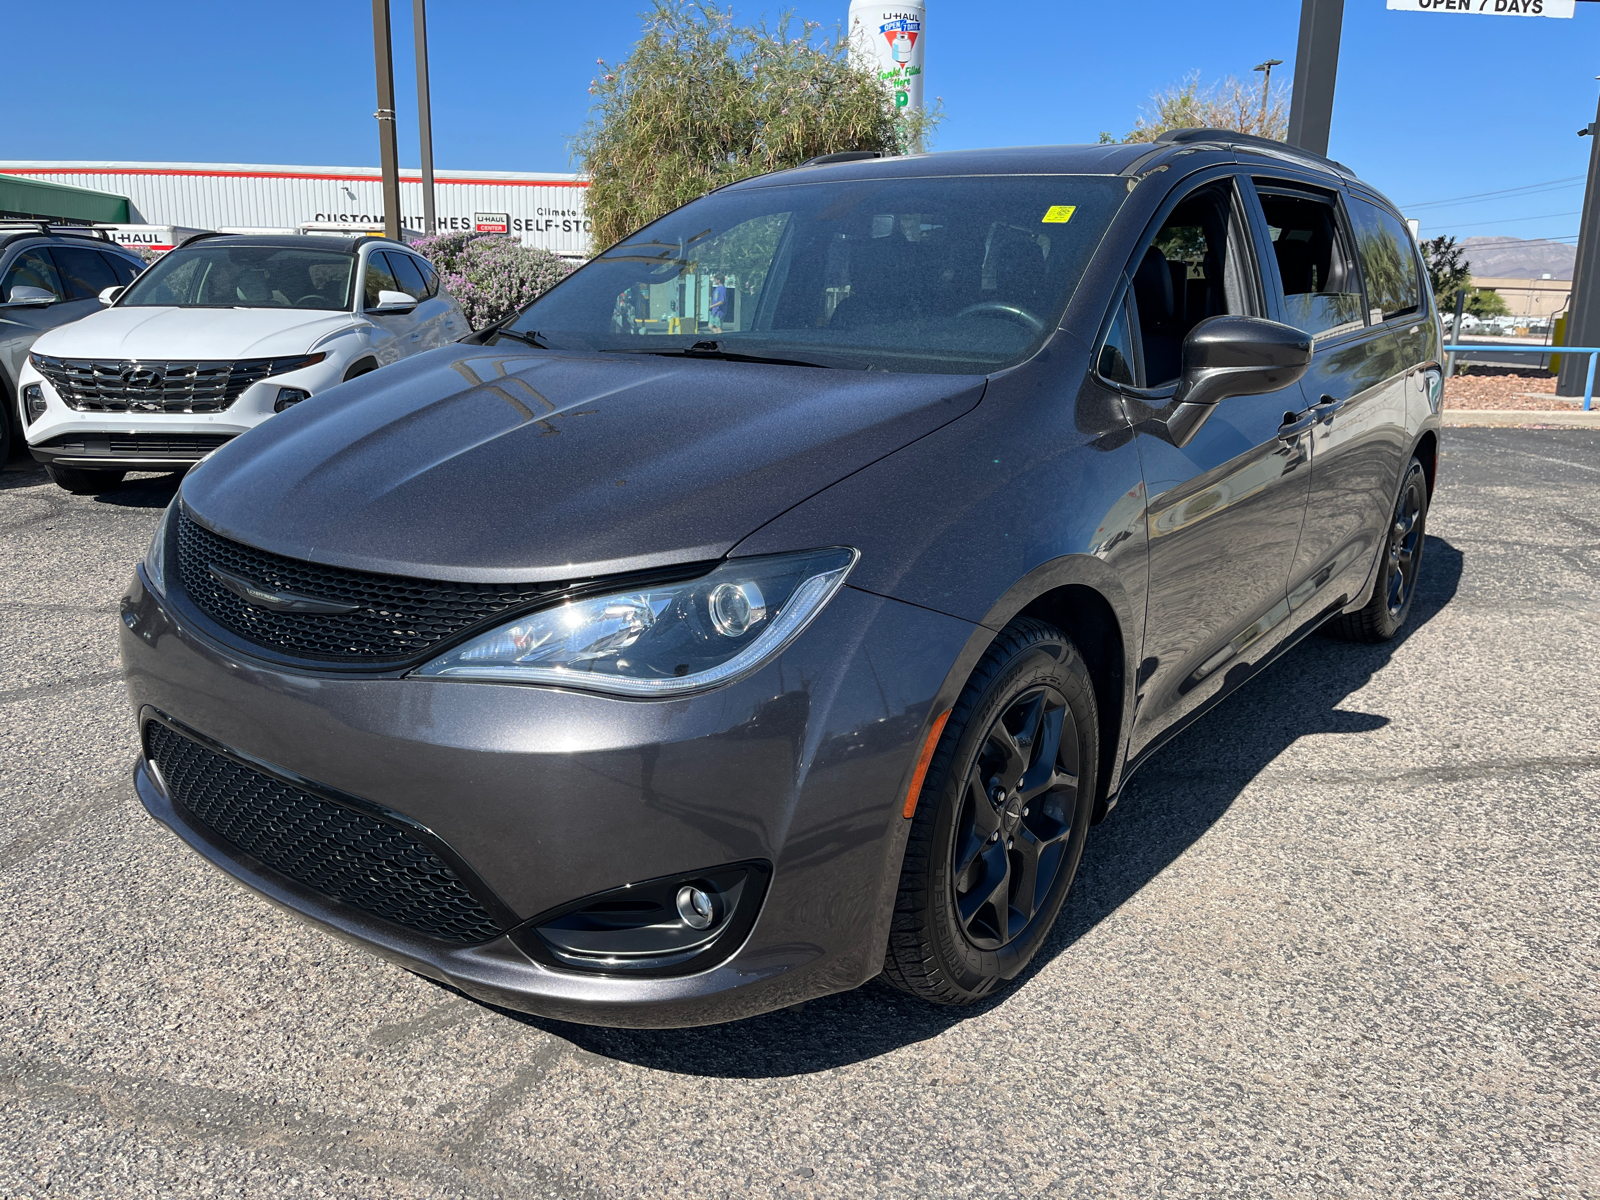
[{"x1": 410, "y1": 231, "x2": 575, "y2": 329}]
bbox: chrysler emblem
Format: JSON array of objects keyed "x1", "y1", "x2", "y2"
[
  {"x1": 123, "y1": 365, "x2": 163, "y2": 390},
  {"x1": 208, "y1": 564, "x2": 361, "y2": 615}
]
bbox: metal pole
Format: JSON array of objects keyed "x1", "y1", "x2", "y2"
[
  {"x1": 1446, "y1": 288, "x2": 1467, "y2": 379},
  {"x1": 1254, "y1": 59, "x2": 1282, "y2": 131},
  {"x1": 371, "y1": 0, "x2": 402, "y2": 242},
  {"x1": 413, "y1": 0, "x2": 436, "y2": 236},
  {"x1": 1558, "y1": 81, "x2": 1600, "y2": 397},
  {"x1": 1287, "y1": 0, "x2": 1343, "y2": 157}
]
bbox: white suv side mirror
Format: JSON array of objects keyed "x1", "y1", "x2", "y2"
[
  {"x1": 5, "y1": 285, "x2": 57, "y2": 306},
  {"x1": 99, "y1": 286, "x2": 124, "y2": 305},
  {"x1": 370, "y1": 290, "x2": 418, "y2": 313}
]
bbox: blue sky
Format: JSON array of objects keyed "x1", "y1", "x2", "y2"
[{"x1": 9, "y1": 0, "x2": 1597, "y2": 248}]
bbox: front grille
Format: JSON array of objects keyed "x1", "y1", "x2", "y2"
[
  {"x1": 32, "y1": 353, "x2": 319, "y2": 414},
  {"x1": 37, "y1": 432, "x2": 234, "y2": 460},
  {"x1": 145, "y1": 721, "x2": 505, "y2": 944},
  {"x1": 175, "y1": 508, "x2": 560, "y2": 663}
]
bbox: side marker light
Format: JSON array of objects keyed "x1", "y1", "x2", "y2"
[{"x1": 902, "y1": 708, "x2": 953, "y2": 819}]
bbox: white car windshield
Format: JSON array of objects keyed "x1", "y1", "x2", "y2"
[
  {"x1": 491, "y1": 173, "x2": 1128, "y2": 374},
  {"x1": 120, "y1": 245, "x2": 355, "y2": 311}
]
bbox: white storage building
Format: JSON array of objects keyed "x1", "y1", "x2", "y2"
[{"x1": 0, "y1": 161, "x2": 591, "y2": 257}]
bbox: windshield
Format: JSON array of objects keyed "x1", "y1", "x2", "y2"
[
  {"x1": 120, "y1": 244, "x2": 355, "y2": 310},
  {"x1": 491, "y1": 174, "x2": 1127, "y2": 374}
]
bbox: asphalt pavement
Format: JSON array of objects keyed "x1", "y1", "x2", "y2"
[{"x1": 2, "y1": 429, "x2": 1597, "y2": 1199}]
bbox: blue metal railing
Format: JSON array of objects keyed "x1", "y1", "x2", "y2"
[{"x1": 1443, "y1": 343, "x2": 1597, "y2": 412}]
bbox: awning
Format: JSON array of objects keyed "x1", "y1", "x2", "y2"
[{"x1": 0, "y1": 173, "x2": 130, "y2": 223}]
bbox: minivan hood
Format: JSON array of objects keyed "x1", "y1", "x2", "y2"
[
  {"x1": 32, "y1": 305, "x2": 357, "y2": 360},
  {"x1": 182, "y1": 347, "x2": 984, "y2": 581}
]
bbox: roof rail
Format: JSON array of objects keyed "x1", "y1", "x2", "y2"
[
  {"x1": 174, "y1": 230, "x2": 227, "y2": 250},
  {"x1": 1153, "y1": 127, "x2": 1354, "y2": 176},
  {"x1": 0, "y1": 221, "x2": 113, "y2": 252},
  {"x1": 801, "y1": 150, "x2": 884, "y2": 167}
]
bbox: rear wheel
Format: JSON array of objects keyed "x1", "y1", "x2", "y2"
[
  {"x1": 1329, "y1": 456, "x2": 1429, "y2": 643},
  {"x1": 882, "y1": 618, "x2": 1097, "y2": 1005},
  {"x1": 44, "y1": 464, "x2": 126, "y2": 494}
]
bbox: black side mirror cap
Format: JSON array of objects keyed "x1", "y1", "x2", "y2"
[{"x1": 1165, "y1": 315, "x2": 1313, "y2": 446}]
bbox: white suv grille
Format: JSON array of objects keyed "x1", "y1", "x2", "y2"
[{"x1": 31, "y1": 354, "x2": 320, "y2": 414}]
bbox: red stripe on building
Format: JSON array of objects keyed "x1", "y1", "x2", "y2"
[{"x1": 0, "y1": 168, "x2": 587, "y2": 189}]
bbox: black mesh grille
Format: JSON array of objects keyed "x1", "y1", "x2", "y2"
[
  {"x1": 145, "y1": 721, "x2": 504, "y2": 944},
  {"x1": 38, "y1": 432, "x2": 233, "y2": 459},
  {"x1": 31, "y1": 354, "x2": 320, "y2": 414},
  {"x1": 175, "y1": 508, "x2": 559, "y2": 663}
]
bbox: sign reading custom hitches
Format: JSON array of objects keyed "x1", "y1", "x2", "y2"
[
  {"x1": 848, "y1": 3, "x2": 925, "y2": 111},
  {"x1": 1387, "y1": 0, "x2": 1573, "y2": 15}
]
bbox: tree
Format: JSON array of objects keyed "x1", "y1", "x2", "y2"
[
  {"x1": 1100, "y1": 70, "x2": 1290, "y2": 144},
  {"x1": 572, "y1": 1, "x2": 939, "y2": 253},
  {"x1": 1419, "y1": 235, "x2": 1472, "y2": 308},
  {"x1": 1466, "y1": 288, "x2": 1510, "y2": 319}
]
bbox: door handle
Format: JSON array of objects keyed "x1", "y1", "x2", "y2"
[
  {"x1": 1278, "y1": 411, "x2": 1316, "y2": 441},
  {"x1": 1312, "y1": 394, "x2": 1346, "y2": 425}
]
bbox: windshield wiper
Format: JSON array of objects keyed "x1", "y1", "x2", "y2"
[
  {"x1": 482, "y1": 327, "x2": 549, "y2": 349},
  {"x1": 601, "y1": 341, "x2": 835, "y2": 369}
]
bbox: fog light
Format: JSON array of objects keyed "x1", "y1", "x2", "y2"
[
  {"x1": 516, "y1": 861, "x2": 770, "y2": 977},
  {"x1": 22, "y1": 383, "x2": 45, "y2": 425},
  {"x1": 273, "y1": 387, "x2": 310, "y2": 413}
]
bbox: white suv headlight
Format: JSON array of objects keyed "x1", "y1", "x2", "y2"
[{"x1": 414, "y1": 548, "x2": 857, "y2": 696}]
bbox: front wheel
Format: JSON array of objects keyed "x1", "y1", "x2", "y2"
[
  {"x1": 44, "y1": 464, "x2": 126, "y2": 494},
  {"x1": 882, "y1": 618, "x2": 1098, "y2": 1006},
  {"x1": 1329, "y1": 456, "x2": 1429, "y2": 643}
]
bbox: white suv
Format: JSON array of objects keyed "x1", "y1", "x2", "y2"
[{"x1": 18, "y1": 233, "x2": 468, "y2": 493}]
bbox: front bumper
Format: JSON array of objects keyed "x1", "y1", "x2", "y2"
[{"x1": 120, "y1": 565, "x2": 976, "y2": 1027}]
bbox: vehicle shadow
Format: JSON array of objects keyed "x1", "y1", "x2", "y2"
[
  {"x1": 466, "y1": 538, "x2": 1462, "y2": 1078},
  {"x1": 0, "y1": 461, "x2": 181, "y2": 506}
]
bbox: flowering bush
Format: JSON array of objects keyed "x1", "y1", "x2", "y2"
[{"x1": 409, "y1": 231, "x2": 576, "y2": 329}]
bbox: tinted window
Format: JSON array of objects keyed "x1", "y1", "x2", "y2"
[
  {"x1": 1131, "y1": 181, "x2": 1259, "y2": 385},
  {"x1": 99, "y1": 251, "x2": 144, "y2": 287},
  {"x1": 1, "y1": 249, "x2": 64, "y2": 301},
  {"x1": 1256, "y1": 188, "x2": 1364, "y2": 338},
  {"x1": 495, "y1": 174, "x2": 1129, "y2": 374},
  {"x1": 414, "y1": 256, "x2": 440, "y2": 298},
  {"x1": 1097, "y1": 295, "x2": 1136, "y2": 386},
  {"x1": 1346, "y1": 196, "x2": 1421, "y2": 322},
  {"x1": 52, "y1": 245, "x2": 120, "y2": 299},
  {"x1": 384, "y1": 251, "x2": 428, "y2": 299},
  {"x1": 121, "y1": 244, "x2": 355, "y2": 309},
  {"x1": 364, "y1": 253, "x2": 400, "y2": 308}
]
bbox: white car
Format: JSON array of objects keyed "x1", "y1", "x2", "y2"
[{"x1": 18, "y1": 233, "x2": 468, "y2": 493}]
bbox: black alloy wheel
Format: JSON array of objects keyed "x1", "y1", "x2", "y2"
[
  {"x1": 1330, "y1": 456, "x2": 1429, "y2": 643},
  {"x1": 882, "y1": 618, "x2": 1098, "y2": 1006}
]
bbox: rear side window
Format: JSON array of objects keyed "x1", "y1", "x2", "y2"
[
  {"x1": 363, "y1": 253, "x2": 400, "y2": 308},
  {"x1": 414, "y1": 256, "x2": 440, "y2": 298},
  {"x1": 1255, "y1": 186, "x2": 1364, "y2": 339},
  {"x1": 100, "y1": 252, "x2": 143, "y2": 287},
  {"x1": 383, "y1": 251, "x2": 428, "y2": 299},
  {"x1": 1, "y1": 249, "x2": 64, "y2": 301},
  {"x1": 52, "y1": 245, "x2": 120, "y2": 299},
  {"x1": 1346, "y1": 196, "x2": 1422, "y2": 323}
]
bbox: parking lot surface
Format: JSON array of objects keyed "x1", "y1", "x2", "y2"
[{"x1": 2, "y1": 428, "x2": 1597, "y2": 1199}]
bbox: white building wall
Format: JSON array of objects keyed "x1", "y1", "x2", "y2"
[{"x1": 0, "y1": 161, "x2": 591, "y2": 256}]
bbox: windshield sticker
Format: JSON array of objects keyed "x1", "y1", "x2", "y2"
[{"x1": 1041, "y1": 206, "x2": 1077, "y2": 224}]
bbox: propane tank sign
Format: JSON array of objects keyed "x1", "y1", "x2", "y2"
[{"x1": 848, "y1": 3, "x2": 925, "y2": 112}]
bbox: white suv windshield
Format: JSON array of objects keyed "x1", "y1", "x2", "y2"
[
  {"x1": 495, "y1": 173, "x2": 1127, "y2": 374},
  {"x1": 120, "y1": 244, "x2": 355, "y2": 310}
]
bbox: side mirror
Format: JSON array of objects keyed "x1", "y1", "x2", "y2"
[
  {"x1": 99, "y1": 286, "x2": 124, "y2": 305},
  {"x1": 1165, "y1": 315, "x2": 1312, "y2": 446},
  {"x1": 370, "y1": 289, "x2": 418, "y2": 314},
  {"x1": 5, "y1": 285, "x2": 57, "y2": 307}
]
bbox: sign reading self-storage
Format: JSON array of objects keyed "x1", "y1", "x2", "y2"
[{"x1": 1387, "y1": 0, "x2": 1573, "y2": 15}]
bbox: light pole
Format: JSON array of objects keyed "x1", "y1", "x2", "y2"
[
  {"x1": 1558, "y1": 77, "x2": 1600, "y2": 397},
  {"x1": 413, "y1": 0, "x2": 436, "y2": 237},
  {"x1": 1287, "y1": 0, "x2": 1344, "y2": 157},
  {"x1": 1254, "y1": 58, "x2": 1282, "y2": 130},
  {"x1": 370, "y1": 0, "x2": 402, "y2": 241}
]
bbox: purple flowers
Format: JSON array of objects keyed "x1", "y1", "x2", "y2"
[{"x1": 410, "y1": 232, "x2": 576, "y2": 330}]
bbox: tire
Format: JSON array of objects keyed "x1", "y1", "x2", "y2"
[
  {"x1": 44, "y1": 464, "x2": 126, "y2": 495},
  {"x1": 882, "y1": 618, "x2": 1098, "y2": 1006},
  {"x1": 1328, "y1": 456, "x2": 1429, "y2": 643}
]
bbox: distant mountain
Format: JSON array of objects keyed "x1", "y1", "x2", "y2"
[{"x1": 1460, "y1": 236, "x2": 1575, "y2": 280}]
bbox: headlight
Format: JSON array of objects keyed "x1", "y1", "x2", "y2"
[
  {"x1": 142, "y1": 499, "x2": 175, "y2": 597},
  {"x1": 414, "y1": 547, "x2": 857, "y2": 696}
]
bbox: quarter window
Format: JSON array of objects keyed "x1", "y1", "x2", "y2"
[
  {"x1": 1097, "y1": 295, "x2": 1137, "y2": 386},
  {"x1": 1256, "y1": 187, "x2": 1364, "y2": 339},
  {"x1": 1346, "y1": 196, "x2": 1422, "y2": 323},
  {"x1": 1, "y1": 249, "x2": 64, "y2": 301}
]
